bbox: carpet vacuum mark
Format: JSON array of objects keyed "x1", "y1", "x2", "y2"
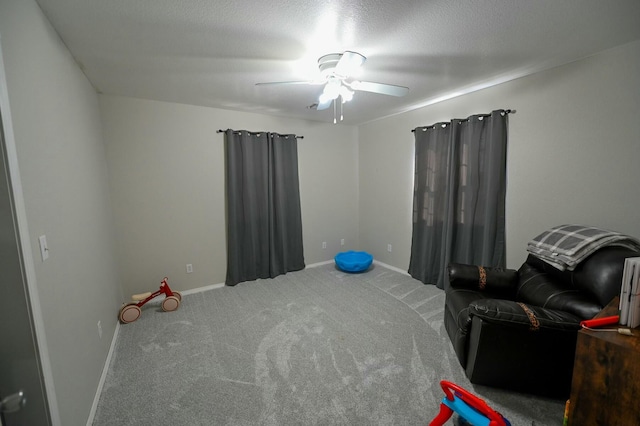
[{"x1": 93, "y1": 264, "x2": 564, "y2": 425}]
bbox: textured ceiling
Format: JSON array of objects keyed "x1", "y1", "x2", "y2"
[{"x1": 35, "y1": 0, "x2": 640, "y2": 125}]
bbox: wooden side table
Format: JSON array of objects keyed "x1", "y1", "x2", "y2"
[{"x1": 567, "y1": 297, "x2": 640, "y2": 425}]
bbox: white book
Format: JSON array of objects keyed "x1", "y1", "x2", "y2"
[
  {"x1": 629, "y1": 258, "x2": 640, "y2": 328},
  {"x1": 619, "y1": 258, "x2": 638, "y2": 326}
]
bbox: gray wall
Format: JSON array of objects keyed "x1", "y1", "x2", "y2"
[
  {"x1": 99, "y1": 96, "x2": 359, "y2": 296},
  {"x1": 0, "y1": 1, "x2": 122, "y2": 424},
  {"x1": 358, "y1": 40, "x2": 640, "y2": 271}
]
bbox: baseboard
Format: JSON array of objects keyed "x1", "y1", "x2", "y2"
[
  {"x1": 175, "y1": 262, "x2": 334, "y2": 296},
  {"x1": 180, "y1": 261, "x2": 340, "y2": 295},
  {"x1": 179, "y1": 282, "x2": 225, "y2": 296},
  {"x1": 306, "y1": 260, "x2": 335, "y2": 268},
  {"x1": 373, "y1": 260, "x2": 410, "y2": 276},
  {"x1": 163, "y1": 261, "x2": 337, "y2": 298},
  {"x1": 306, "y1": 258, "x2": 409, "y2": 276},
  {"x1": 86, "y1": 320, "x2": 121, "y2": 426}
]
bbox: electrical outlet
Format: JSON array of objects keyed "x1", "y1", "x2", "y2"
[
  {"x1": 322, "y1": 242, "x2": 327, "y2": 249},
  {"x1": 186, "y1": 264, "x2": 193, "y2": 273},
  {"x1": 97, "y1": 321, "x2": 102, "y2": 339},
  {"x1": 341, "y1": 239, "x2": 345, "y2": 246},
  {"x1": 387, "y1": 244, "x2": 392, "y2": 252}
]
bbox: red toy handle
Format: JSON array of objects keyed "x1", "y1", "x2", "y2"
[
  {"x1": 580, "y1": 315, "x2": 619, "y2": 328},
  {"x1": 430, "y1": 404, "x2": 454, "y2": 426},
  {"x1": 439, "y1": 381, "x2": 505, "y2": 424}
]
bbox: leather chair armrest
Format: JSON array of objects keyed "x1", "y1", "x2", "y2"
[
  {"x1": 447, "y1": 263, "x2": 518, "y2": 296},
  {"x1": 469, "y1": 299, "x2": 582, "y2": 331}
]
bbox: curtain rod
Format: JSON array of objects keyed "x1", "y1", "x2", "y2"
[
  {"x1": 217, "y1": 129, "x2": 304, "y2": 139},
  {"x1": 411, "y1": 109, "x2": 515, "y2": 133}
]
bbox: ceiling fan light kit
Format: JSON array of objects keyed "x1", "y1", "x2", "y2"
[
  {"x1": 318, "y1": 79, "x2": 353, "y2": 104},
  {"x1": 257, "y1": 50, "x2": 409, "y2": 124}
]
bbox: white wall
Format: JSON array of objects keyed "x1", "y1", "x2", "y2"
[
  {"x1": 358, "y1": 40, "x2": 640, "y2": 271},
  {"x1": 99, "y1": 96, "x2": 359, "y2": 296},
  {"x1": 0, "y1": 1, "x2": 123, "y2": 425}
]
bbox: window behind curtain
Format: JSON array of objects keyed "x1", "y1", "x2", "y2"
[
  {"x1": 408, "y1": 110, "x2": 508, "y2": 289},
  {"x1": 224, "y1": 130, "x2": 305, "y2": 286}
]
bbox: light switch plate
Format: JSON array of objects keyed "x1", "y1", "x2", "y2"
[{"x1": 38, "y1": 235, "x2": 49, "y2": 261}]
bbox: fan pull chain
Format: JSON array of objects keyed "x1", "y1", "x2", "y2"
[
  {"x1": 333, "y1": 100, "x2": 337, "y2": 124},
  {"x1": 340, "y1": 100, "x2": 344, "y2": 121}
]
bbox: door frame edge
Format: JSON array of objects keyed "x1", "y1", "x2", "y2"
[{"x1": 0, "y1": 34, "x2": 62, "y2": 426}]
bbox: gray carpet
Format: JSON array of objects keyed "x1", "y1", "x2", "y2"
[{"x1": 93, "y1": 264, "x2": 564, "y2": 425}]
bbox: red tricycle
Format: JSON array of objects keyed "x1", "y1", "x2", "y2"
[{"x1": 118, "y1": 277, "x2": 182, "y2": 324}]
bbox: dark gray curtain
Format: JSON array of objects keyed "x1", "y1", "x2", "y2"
[
  {"x1": 408, "y1": 110, "x2": 508, "y2": 289},
  {"x1": 224, "y1": 130, "x2": 305, "y2": 286}
]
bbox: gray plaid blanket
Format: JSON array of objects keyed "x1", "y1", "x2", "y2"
[{"x1": 527, "y1": 224, "x2": 640, "y2": 271}]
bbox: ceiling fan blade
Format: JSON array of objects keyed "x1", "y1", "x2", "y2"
[
  {"x1": 255, "y1": 80, "x2": 324, "y2": 86},
  {"x1": 334, "y1": 51, "x2": 366, "y2": 78},
  {"x1": 349, "y1": 80, "x2": 409, "y2": 97},
  {"x1": 316, "y1": 97, "x2": 333, "y2": 110}
]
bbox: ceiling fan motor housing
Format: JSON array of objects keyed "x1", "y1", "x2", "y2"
[
  {"x1": 318, "y1": 51, "x2": 366, "y2": 79},
  {"x1": 318, "y1": 53, "x2": 343, "y2": 78}
]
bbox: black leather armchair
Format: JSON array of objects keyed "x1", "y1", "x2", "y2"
[{"x1": 444, "y1": 246, "x2": 639, "y2": 399}]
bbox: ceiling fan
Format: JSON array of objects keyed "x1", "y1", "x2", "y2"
[{"x1": 256, "y1": 51, "x2": 409, "y2": 122}]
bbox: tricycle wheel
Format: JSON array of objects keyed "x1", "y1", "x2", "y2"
[
  {"x1": 172, "y1": 291, "x2": 182, "y2": 302},
  {"x1": 119, "y1": 303, "x2": 141, "y2": 323},
  {"x1": 162, "y1": 295, "x2": 180, "y2": 312}
]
